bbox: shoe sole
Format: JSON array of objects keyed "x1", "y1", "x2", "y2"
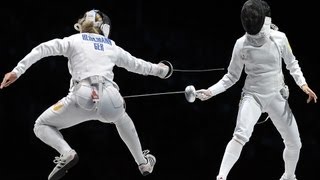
[{"x1": 49, "y1": 154, "x2": 79, "y2": 180}]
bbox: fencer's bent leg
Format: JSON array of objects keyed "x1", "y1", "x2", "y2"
[
  {"x1": 217, "y1": 93, "x2": 262, "y2": 179},
  {"x1": 267, "y1": 93, "x2": 301, "y2": 179},
  {"x1": 113, "y1": 112, "x2": 147, "y2": 165},
  {"x1": 34, "y1": 123, "x2": 72, "y2": 155},
  {"x1": 96, "y1": 85, "x2": 147, "y2": 165},
  {"x1": 34, "y1": 93, "x2": 97, "y2": 155}
]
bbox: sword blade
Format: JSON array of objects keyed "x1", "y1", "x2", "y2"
[
  {"x1": 123, "y1": 90, "x2": 185, "y2": 98},
  {"x1": 173, "y1": 68, "x2": 225, "y2": 72}
]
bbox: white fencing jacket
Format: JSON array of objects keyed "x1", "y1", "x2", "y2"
[
  {"x1": 12, "y1": 33, "x2": 165, "y2": 90},
  {"x1": 209, "y1": 18, "x2": 306, "y2": 96}
]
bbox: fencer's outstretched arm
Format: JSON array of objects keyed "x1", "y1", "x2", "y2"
[
  {"x1": 196, "y1": 41, "x2": 244, "y2": 101},
  {"x1": 1, "y1": 38, "x2": 70, "y2": 89},
  {"x1": 114, "y1": 45, "x2": 169, "y2": 79}
]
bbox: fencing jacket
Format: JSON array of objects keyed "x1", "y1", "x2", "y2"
[
  {"x1": 209, "y1": 18, "x2": 306, "y2": 96},
  {"x1": 12, "y1": 33, "x2": 164, "y2": 90}
]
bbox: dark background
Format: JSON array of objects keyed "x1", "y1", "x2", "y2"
[{"x1": 0, "y1": 0, "x2": 319, "y2": 179}]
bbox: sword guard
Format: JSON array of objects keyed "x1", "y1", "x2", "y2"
[
  {"x1": 185, "y1": 85, "x2": 197, "y2": 103},
  {"x1": 159, "y1": 60, "x2": 173, "y2": 79}
]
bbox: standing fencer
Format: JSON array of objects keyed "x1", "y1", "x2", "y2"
[
  {"x1": 0, "y1": 9, "x2": 172, "y2": 180},
  {"x1": 195, "y1": 0, "x2": 317, "y2": 180}
]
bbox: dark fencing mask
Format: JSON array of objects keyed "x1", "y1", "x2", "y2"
[
  {"x1": 96, "y1": 10, "x2": 111, "y2": 37},
  {"x1": 241, "y1": 0, "x2": 265, "y2": 35}
]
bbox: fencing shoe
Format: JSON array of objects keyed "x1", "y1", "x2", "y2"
[
  {"x1": 216, "y1": 175, "x2": 226, "y2": 180},
  {"x1": 48, "y1": 149, "x2": 79, "y2": 180},
  {"x1": 138, "y1": 150, "x2": 156, "y2": 176}
]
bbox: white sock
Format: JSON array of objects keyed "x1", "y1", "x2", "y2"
[
  {"x1": 283, "y1": 147, "x2": 300, "y2": 179},
  {"x1": 217, "y1": 138, "x2": 243, "y2": 179},
  {"x1": 114, "y1": 113, "x2": 147, "y2": 165}
]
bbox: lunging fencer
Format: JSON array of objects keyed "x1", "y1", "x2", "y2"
[
  {"x1": 193, "y1": 1, "x2": 317, "y2": 180},
  {"x1": 0, "y1": 9, "x2": 172, "y2": 180}
]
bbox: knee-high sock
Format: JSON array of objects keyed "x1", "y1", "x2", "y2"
[
  {"x1": 217, "y1": 138, "x2": 243, "y2": 179},
  {"x1": 114, "y1": 112, "x2": 147, "y2": 165},
  {"x1": 283, "y1": 147, "x2": 300, "y2": 179},
  {"x1": 34, "y1": 124, "x2": 72, "y2": 155}
]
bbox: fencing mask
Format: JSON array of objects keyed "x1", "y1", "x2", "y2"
[
  {"x1": 74, "y1": 9, "x2": 111, "y2": 37},
  {"x1": 85, "y1": 10, "x2": 111, "y2": 37},
  {"x1": 241, "y1": 0, "x2": 265, "y2": 35}
]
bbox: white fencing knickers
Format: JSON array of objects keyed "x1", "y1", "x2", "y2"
[
  {"x1": 232, "y1": 90, "x2": 301, "y2": 178},
  {"x1": 33, "y1": 76, "x2": 148, "y2": 165}
]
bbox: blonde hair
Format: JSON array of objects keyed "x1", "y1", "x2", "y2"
[{"x1": 74, "y1": 12, "x2": 103, "y2": 34}]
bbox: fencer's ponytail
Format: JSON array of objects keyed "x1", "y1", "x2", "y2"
[{"x1": 74, "y1": 14, "x2": 103, "y2": 34}]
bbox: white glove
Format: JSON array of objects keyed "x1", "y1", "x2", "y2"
[
  {"x1": 196, "y1": 89, "x2": 213, "y2": 101},
  {"x1": 157, "y1": 60, "x2": 173, "y2": 79},
  {"x1": 157, "y1": 62, "x2": 169, "y2": 79}
]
